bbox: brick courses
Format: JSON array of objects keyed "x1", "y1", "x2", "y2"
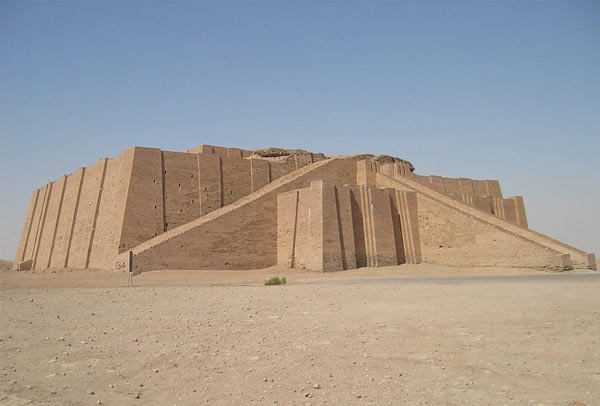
[{"x1": 12, "y1": 144, "x2": 596, "y2": 272}]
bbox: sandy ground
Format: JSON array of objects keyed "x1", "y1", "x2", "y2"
[
  {"x1": 1, "y1": 265, "x2": 599, "y2": 405},
  {"x1": 0, "y1": 263, "x2": 554, "y2": 289}
]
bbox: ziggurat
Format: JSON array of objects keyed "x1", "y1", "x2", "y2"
[{"x1": 14, "y1": 144, "x2": 596, "y2": 273}]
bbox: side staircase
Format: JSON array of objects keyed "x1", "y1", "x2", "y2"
[
  {"x1": 375, "y1": 171, "x2": 595, "y2": 270},
  {"x1": 114, "y1": 158, "x2": 336, "y2": 270}
]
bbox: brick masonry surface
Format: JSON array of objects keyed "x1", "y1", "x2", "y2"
[{"x1": 13, "y1": 144, "x2": 596, "y2": 272}]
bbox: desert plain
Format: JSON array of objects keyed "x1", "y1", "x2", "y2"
[{"x1": 1, "y1": 264, "x2": 599, "y2": 406}]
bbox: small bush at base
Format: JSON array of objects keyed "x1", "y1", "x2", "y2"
[{"x1": 264, "y1": 276, "x2": 286, "y2": 286}]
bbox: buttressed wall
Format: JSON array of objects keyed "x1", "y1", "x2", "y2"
[
  {"x1": 14, "y1": 145, "x2": 325, "y2": 271},
  {"x1": 277, "y1": 181, "x2": 421, "y2": 272},
  {"x1": 13, "y1": 144, "x2": 596, "y2": 273}
]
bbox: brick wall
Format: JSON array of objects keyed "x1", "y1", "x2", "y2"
[
  {"x1": 119, "y1": 147, "x2": 164, "y2": 252},
  {"x1": 32, "y1": 176, "x2": 66, "y2": 269},
  {"x1": 12, "y1": 189, "x2": 39, "y2": 268},
  {"x1": 13, "y1": 145, "x2": 592, "y2": 273},
  {"x1": 128, "y1": 159, "x2": 358, "y2": 272},
  {"x1": 509, "y1": 196, "x2": 528, "y2": 228},
  {"x1": 398, "y1": 173, "x2": 528, "y2": 227},
  {"x1": 49, "y1": 169, "x2": 85, "y2": 268},
  {"x1": 221, "y1": 156, "x2": 252, "y2": 206},
  {"x1": 250, "y1": 159, "x2": 271, "y2": 192},
  {"x1": 277, "y1": 181, "x2": 421, "y2": 272},
  {"x1": 187, "y1": 144, "x2": 253, "y2": 158},
  {"x1": 197, "y1": 153, "x2": 222, "y2": 216},
  {"x1": 88, "y1": 153, "x2": 132, "y2": 269},
  {"x1": 14, "y1": 149, "x2": 135, "y2": 270},
  {"x1": 336, "y1": 186, "x2": 357, "y2": 270},
  {"x1": 415, "y1": 194, "x2": 561, "y2": 268},
  {"x1": 14, "y1": 144, "x2": 333, "y2": 271},
  {"x1": 23, "y1": 184, "x2": 49, "y2": 264},
  {"x1": 375, "y1": 170, "x2": 591, "y2": 269},
  {"x1": 163, "y1": 151, "x2": 201, "y2": 231},
  {"x1": 67, "y1": 159, "x2": 107, "y2": 268}
]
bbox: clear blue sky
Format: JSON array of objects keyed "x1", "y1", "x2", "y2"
[{"x1": 1, "y1": 1, "x2": 599, "y2": 260}]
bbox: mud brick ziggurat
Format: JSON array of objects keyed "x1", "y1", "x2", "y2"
[{"x1": 13, "y1": 144, "x2": 596, "y2": 273}]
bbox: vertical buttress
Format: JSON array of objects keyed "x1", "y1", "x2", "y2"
[
  {"x1": 218, "y1": 156, "x2": 224, "y2": 208},
  {"x1": 65, "y1": 168, "x2": 85, "y2": 267},
  {"x1": 15, "y1": 189, "x2": 40, "y2": 265},
  {"x1": 31, "y1": 183, "x2": 53, "y2": 269},
  {"x1": 85, "y1": 158, "x2": 108, "y2": 268},
  {"x1": 290, "y1": 191, "x2": 300, "y2": 268},
  {"x1": 46, "y1": 176, "x2": 67, "y2": 268},
  {"x1": 161, "y1": 151, "x2": 167, "y2": 231}
]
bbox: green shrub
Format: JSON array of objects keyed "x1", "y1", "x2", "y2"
[{"x1": 264, "y1": 276, "x2": 286, "y2": 286}]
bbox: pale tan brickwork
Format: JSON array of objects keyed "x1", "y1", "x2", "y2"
[
  {"x1": 277, "y1": 182, "x2": 422, "y2": 272},
  {"x1": 13, "y1": 144, "x2": 596, "y2": 273}
]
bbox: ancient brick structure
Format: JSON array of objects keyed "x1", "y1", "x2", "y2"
[{"x1": 13, "y1": 145, "x2": 596, "y2": 273}]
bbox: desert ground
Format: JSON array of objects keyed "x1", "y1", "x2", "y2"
[{"x1": 1, "y1": 264, "x2": 599, "y2": 406}]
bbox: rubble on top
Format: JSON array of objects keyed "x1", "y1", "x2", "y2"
[
  {"x1": 249, "y1": 147, "x2": 414, "y2": 172},
  {"x1": 250, "y1": 148, "x2": 328, "y2": 162}
]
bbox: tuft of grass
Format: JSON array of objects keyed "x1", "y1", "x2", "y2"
[{"x1": 264, "y1": 276, "x2": 286, "y2": 286}]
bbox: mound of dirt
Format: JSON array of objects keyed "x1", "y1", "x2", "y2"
[
  {"x1": 250, "y1": 147, "x2": 328, "y2": 162},
  {"x1": 251, "y1": 148, "x2": 413, "y2": 171},
  {"x1": 352, "y1": 154, "x2": 415, "y2": 172}
]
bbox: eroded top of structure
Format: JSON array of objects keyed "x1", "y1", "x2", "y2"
[{"x1": 186, "y1": 144, "x2": 415, "y2": 172}]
